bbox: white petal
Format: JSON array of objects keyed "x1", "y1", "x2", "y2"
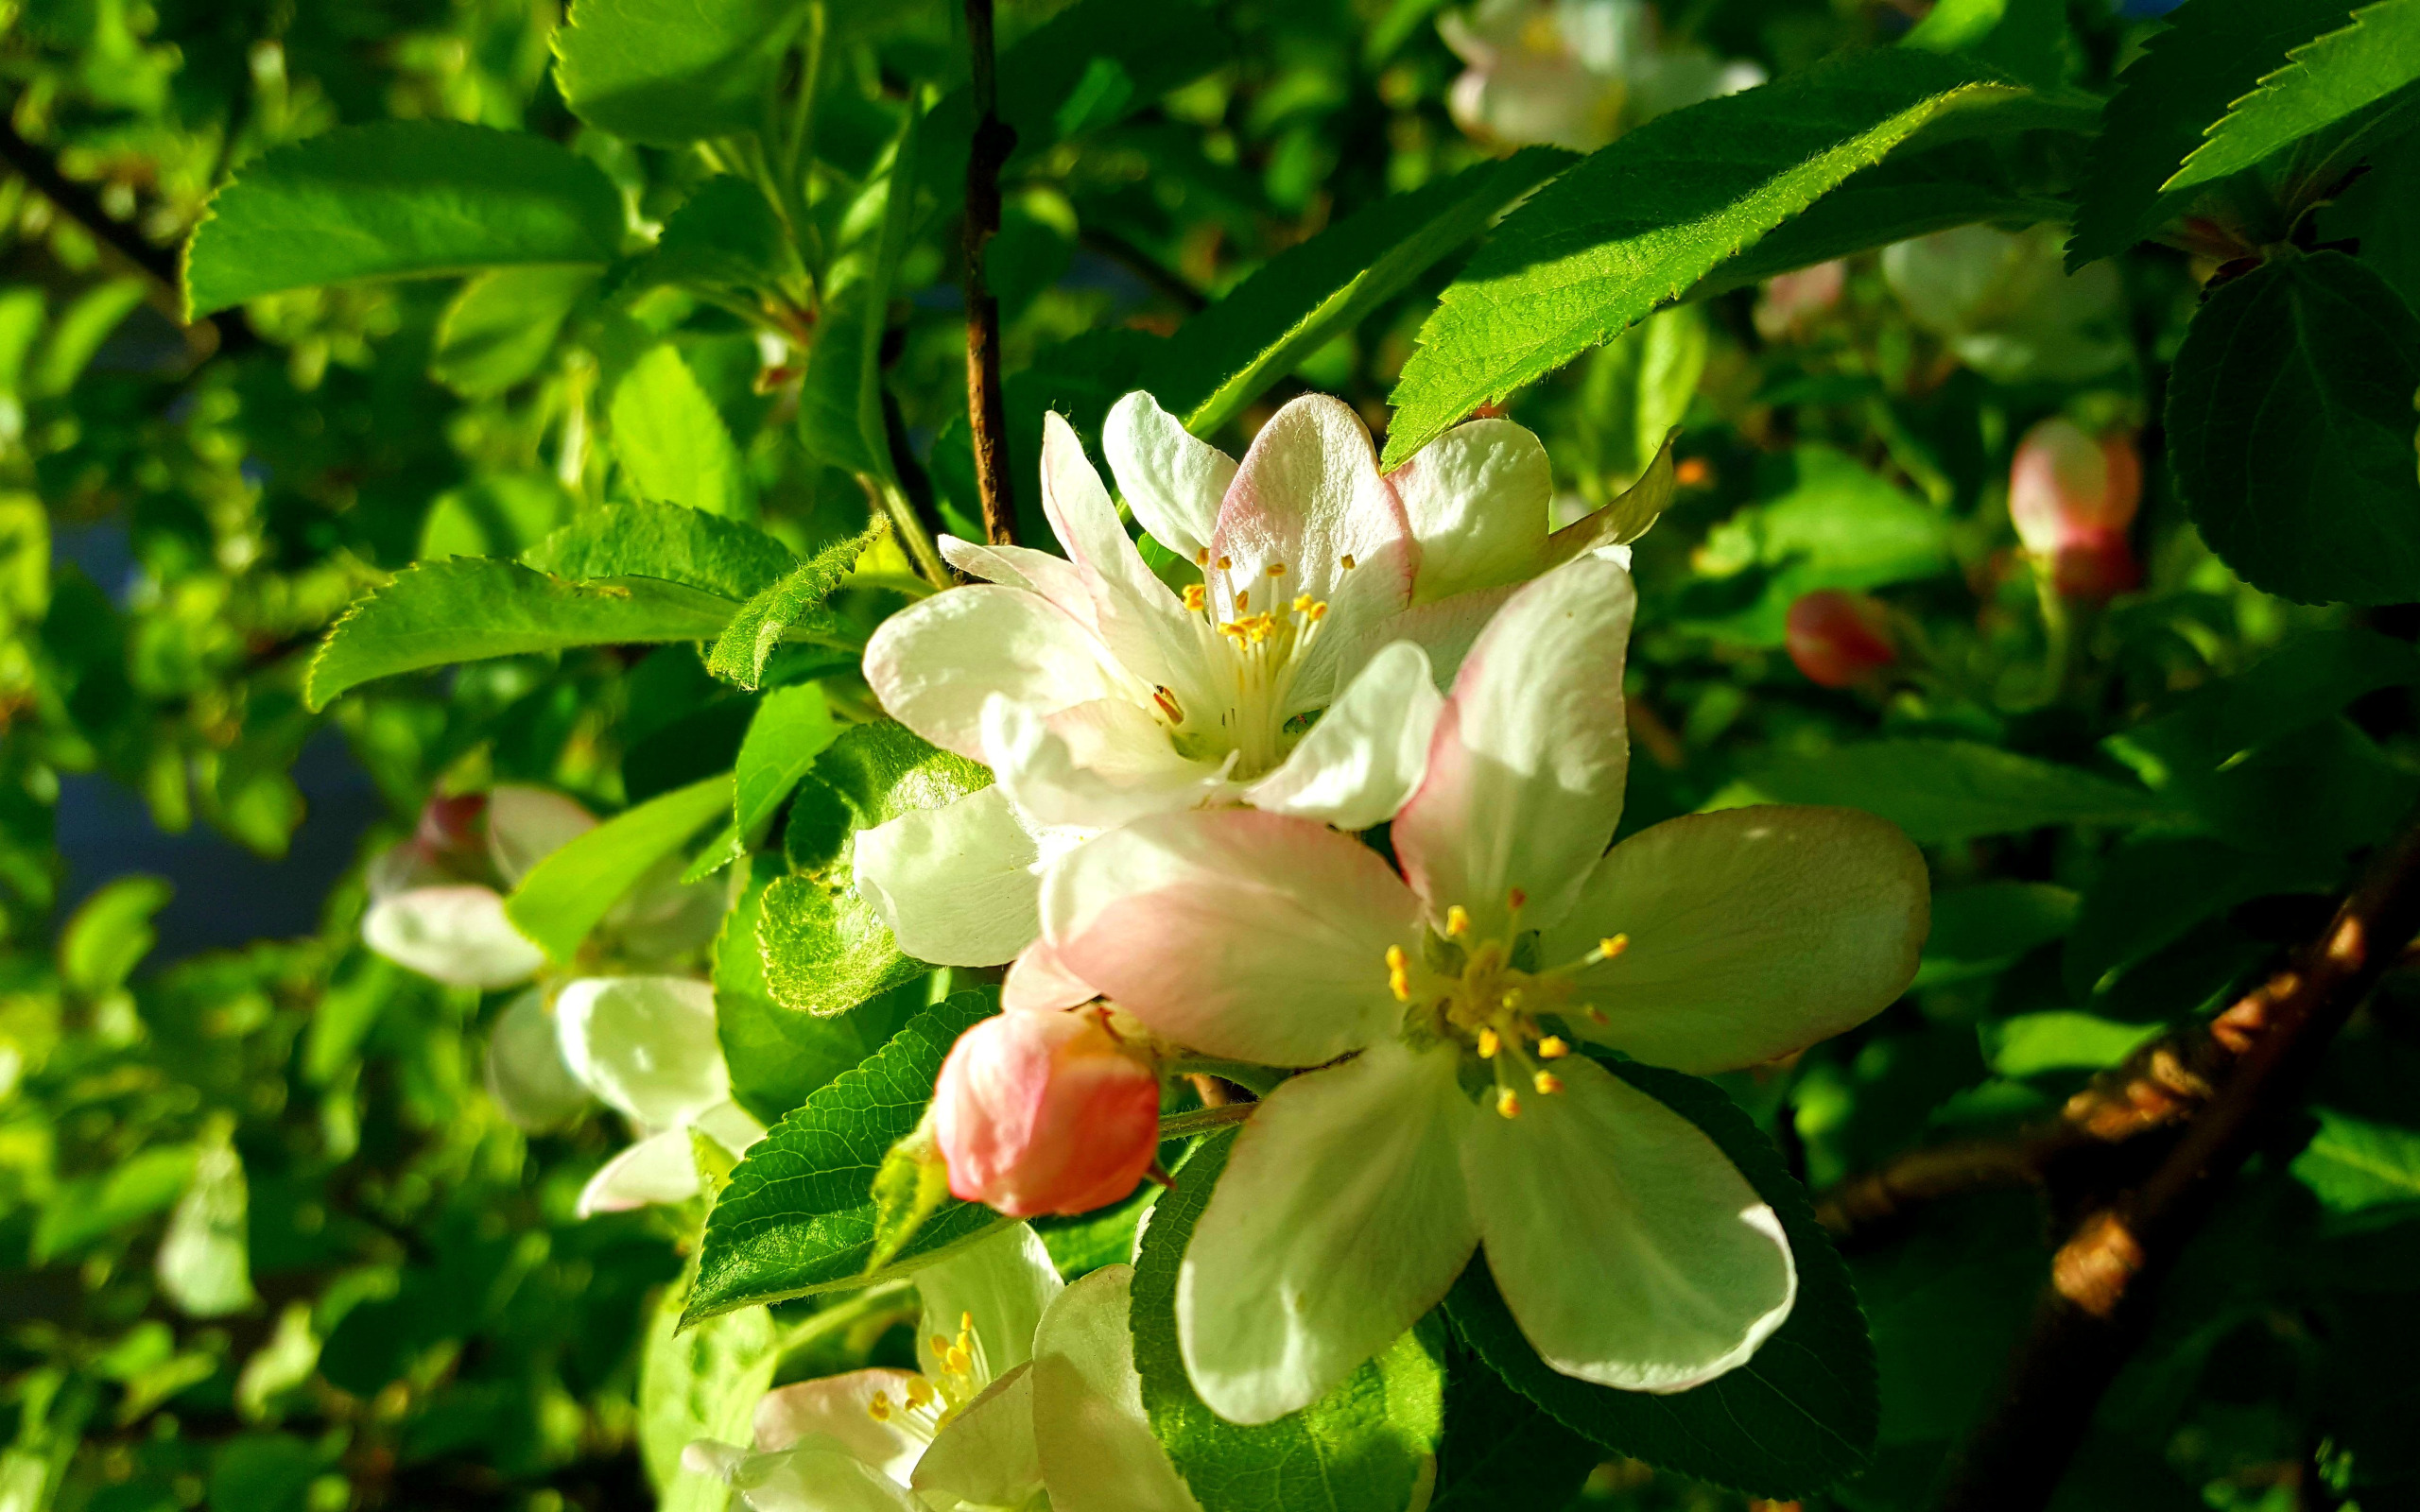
[
  {"x1": 1030, "y1": 1265, "x2": 1202, "y2": 1512},
  {"x1": 863, "y1": 584, "x2": 1129, "y2": 762},
  {"x1": 1243, "y1": 641, "x2": 1442, "y2": 831},
  {"x1": 554, "y1": 976, "x2": 728, "y2": 1127},
  {"x1": 727, "y1": 1441, "x2": 926, "y2": 1512},
  {"x1": 1464, "y1": 1056, "x2": 1795, "y2": 1393},
  {"x1": 912, "y1": 1363, "x2": 1044, "y2": 1508},
  {"x1": 1392, "y1": 554, "x2": 1635, "y2": 940},
  {"x1": 576, "y1": 1129, "x2": 700, "y2": 1216},
  {"x1": 912, "y1": 1221, "x2": 1064, "y2": 1380},
  {"x1": 696, "y1": 1098, "x2": 769, "y2": 1157},
  {"x1": 1044, "y1": 808, "x2": 1417, "y2": 1067},
  {"x1": 1002, "y1": 938, "x2": 1098, "y2": 1013},
  {"x1": 1542, "y1": 805, "x2": 1929, "y2": 1074},
  {"x1": 484, "y1": 988, "x2": 590, "y2": 1130},
  {"x1": 1360, "y1": 583, "x2": 1518, "y2": 692},
  {"x1": 1040, "y1": 412, "x2": 1213, "y2": 711},
  {"x1": 983, "y1": 695, "x2": 1228, "y2": 831},
  {"x1": 1207, "y1": 395, "x2": 1414, "y2": 713},
  {"x1": 752, "y1": 1368, "x2": 926, "y2": 1482},
  {"x1": 363, "y1": 885, "x2": 544, "y2": 989},
  {"x1": 485, "y1": 785, "x2": 596, "y2": 887},
  {"x1": 1181, "y1": 1041, "x2": 1480, "y2": 1424},
  {"x1": 852, "y1": 786, "x2": 1049, "y2": 969},
  {"x1": 941, "y1": 534, "x2": 1101, "y2": 635},
  {"x1": 1387, "y1": 417, "x2": 1555, "y2": 604},
  {"x1": 1104, "y1": 390, "x2": 1236, "y2": 565}
]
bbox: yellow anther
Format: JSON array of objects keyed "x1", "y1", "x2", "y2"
[
  {"x1": 1496, "y1": 1089, "x2": 1522, "y2": 1119},
  {"x1": 868, "y1": 1391, "x2": 892, "y2": 1421},
  {"x1": 1599, "y1": 934, "x2": 1630, "y2": 959},
  {"x1": 1308, "y1": 601, "x2": 1328, "y2": 620},
  {"x1": 1340, "y1": 553, "x2": 1357, "y2": 570},
  {"x1": 1508, "y1": 887, "x2": 1527, "y2": 911},
  {"x1": 1445, "y1": 904, "x2": 1471, "y2": 936},
  {"x1": 1583, "y1": 1005, "x2": 1609, "y2": 1024},
  {"x1": 1236, "y1": 588, "x2": 1250, "y2": 612},
  {"x1": 945, "y1": 1345, "x2": 972, "y2": 1374},
  {"x1": 1267, "y1": 561, "x2": 1287, "y2": 577},
  {"x1": 1217, "y1": 555, "x2": 1233, "y2": 571},
  {"x1": 1500, "y1": 988, "x2": 1524, "y2": 1010},
  {"x1": 1153, "y1": 685, "x2": 1185, "y2": 723},
  {"x1": 1183, "y1": 583, "x2": 1206, "y2": 611},
  {"x1": 905, "y1": 1377, "x2": 935, "y2": 1407},
  {"x1": 1538, "y1": 1036, "x2": 1569, "y2": 1059},
  {"x1": 1477, "y1": 1026, "x2": 1500, "y2": 1058},
  {"x1": 1385, "y1": 945, "x2": 1411, "y2": 1003},
  {"x1": 1533, "y1": 1071, "x2": 1564, "y2": 1095},
  {"x1": 1292, "y1": 593, "x2": 1314, "y2": 613},
  {"x1": 1194, "y1": 547, "x2": 1210, "y2": 566},
  {"x1": 930, "y1": 1334, "x2": 952, "y2": 1356}
]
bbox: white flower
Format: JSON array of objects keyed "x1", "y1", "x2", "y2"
[
  {"x1": 857, "y1": 390, "x2": 1634, "y2": 969},
  {"x1": 553, "y1": 976, "x2": 766, "y2": 1217},
  {"x1": 684, "y1": 1223, "x2": 1200, "y2": 1512},
  {"x1": 1440, "y1": 0, "x2": 1765, "y2": 154},
  {"x1": 1881, "y1": 225, "x2": 2129, "y2": 385},
  {"x1": 1039, "y1": 554, "x2": 1930, "y2": 1423}
]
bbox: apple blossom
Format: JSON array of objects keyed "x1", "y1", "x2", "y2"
[
  {"x1": 1785, "y1": 589, "x2": 1898, "y2": 689},
  {"x1": 1882, "y1": 225, "x2": 2128, "y2": 385},
  {"x1": 1753, "y1": 260, "x2": 1846, "y2": 343},
  {"x1": 2009, "y1": 418, "x2": 2143, "y2": 600},
  {"x1": 683, "y1": 1224, "x2": 1201, "y2": 1512},
  {"x1": 1042, "y1": 554, "x2": 1929, "y2": 1423},
  {"x1": 932, "y1": 1005, "x2": 1163, "y2": 1218},
  {"x1": 856, "y1": 390, "x2": 1644, "y2": 969},
  {"x1": 1439, "y1": 0, "x2": 1765, "y2": 154},
  {"x1": 553, "y1": 975, "x2": 765, "y2": 1217}
]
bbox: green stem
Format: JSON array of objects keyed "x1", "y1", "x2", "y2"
[
  {"x1": 1157, "y1": 1104, "x2": 1258, "y2": 1140},
  {"x1": 865, "y1": 474, "x2": 954, "y2": 591},
  {"x1": 2032, "y1": 562, "x2": 2074, "y2": 708},
  {"x1": 779, "y1": 1278, "x2": 913, "y2": 1355},
  {"x1": 841, "y1": 571, "x2": 939, "y2": 600}
]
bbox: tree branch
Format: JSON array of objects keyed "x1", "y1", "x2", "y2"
[
  {"x1": 961, "y1": 0, "x2": 1017, "y2": 547},
  {"x1": 1933, "y1": 807, "x2": 2420, "y2": 1512}
]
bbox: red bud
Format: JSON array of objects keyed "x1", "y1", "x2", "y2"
[
  {"x1": 1786, "y1": 590, "x2": 1898, "y2": 689},
  {"x1": 2010, "y1": 420, "x2": 2140, "y2": 560},
  {"x1": 932, "y1": 1008, "x2": 1162, "y2": 1218}
]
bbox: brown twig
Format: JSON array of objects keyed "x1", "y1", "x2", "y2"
[
  {"x1": 961, "y1": 0, "x2": 1017, "y2": 547},
  {"x1": 1932, "y1": 808, "x2": 2420, "y2": 1512}
]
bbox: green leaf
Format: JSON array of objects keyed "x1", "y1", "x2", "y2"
[
  {"x1": 35, "y1": 1144, "x2": 199, "y2": 1262},
  {"x1": 303, "y1": 558, "x2": 735, "y2": 710},
  {"x1": 57, "y1": 874, "x2": 172, "y2": 998},
  {"x1": 2165, "y1": 249, "x2": 2420, "y2": 606},
  {"x1": 1979, "y1": 1011, "x2": 2163, "y2": 1078},
  {"x1": 2292, "y1": 1108, "x2": 2420, "y2": 1217},
  {"x1": 208, "y1": 1435, "x2": 322, "y2": 1512},
  {"x1": 617, "y1": 175, "x2": 798, "y2": 297},
  {"x1": 505, "y1": 774, "x2": 731, "y2": 963},
  {"x1": 611, "y1": 343, "x2": 756, "y2": 519},
  {"x1": 524, "y1": 500, "x2": 798, "y2": 602},
  {"x1": 1428, "y1": 1345, "x2": 1599, "y2": 1512},
  {"x1": 1132, "y1": 1130, "x2": 1445, "y2": 1512},
  {"x1": 429, "y1": 265, "x2": 596, "y2": 398},
  {"x1": 2106, "y1": 627, "x2": 2420, "y2": 783},
  {"x1": 1914, "y1": 881, "x2": 2079, "y2": 987},
  {"x1": 800, "y1": 112, "x2": 920, "y2": 484},
  {"x1": 1382, "y1": 48, "x2": 2014, "y2": 465},
  {"x1": 1749, "y1": 739, "x2": 2172, "y2": 844},
  {"x1": 1446, "y1": 1058, "x2": 1876, "y2": 1498},
  {"x1": 1144, "y1": 149, "x2": 1573, "y2": 438},
  {"x1": 2067, "y1": 0, "x2": 2360, "y2": 266},
  {"x1": 757, "y1": 874, "x2": 928, "y2": 1019},
  {"x1": 735, "y1": 682, "x2": 839, "y2": 840},
  {"x1": 1904, "y1": 0, "x2": 2077, "y2": 91},
  {"x1": 716, "y1": 862, "x2": 905, "y2": 1125},
  {"x1": 2061, "y1": 837, "x2": 2327, "y2": 997},
  {"x1": 183, "y1": 121, "x2": 625, "y2": 317},
  {"x1": 638, "y1": 1281, "x2": 779, "y2": 1511},
  {"x1": 552, "y1": 0, "x2": 805, "y2": 146},
  {"x1": 420, "y1": 473, "x2": 574, "y2": 560},
  {"x1": 687, "y1": 992, "x2": 1008, "y2": 1323},
  {"x1": 705, "y1": 526, "x2": 876, "y2": 690},
  {"x1": 2167, "y1": 0, "x2": 2420, "y2": 196}
]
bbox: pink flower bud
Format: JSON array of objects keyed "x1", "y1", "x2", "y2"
[
  {"x1": 1785, "y1": 590, "x2": 1898, "y2": 689},
  {"x1": 2009, "y1": 419, "x2": 2141, "y2": 558},
  {"x1": 932, "y1": 1008, "x2": 1161, "y2": 1218},
  {"x1": 414, "y1": 791, "x2": 489, "y2": 861},
  {"x1": 2047, "y1": 526, "x2": 2143, "y2": 601}
]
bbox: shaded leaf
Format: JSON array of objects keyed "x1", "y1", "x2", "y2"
[
  {"x1": 552, "y1": 0, "x2": 805, "y2": 146},
  {"x1": 2165, "y1": 0, "x2": 2420, "y2": 195},
  {"x1": 1751, "y1": 739, "x2": 2171, "y2": 843},
  {"x1": 505, "y1": 774, "x2": 730, "y2": 963},
  {"x1": 638, "y1": 1280, "x2": 778, "y2": 1510}
]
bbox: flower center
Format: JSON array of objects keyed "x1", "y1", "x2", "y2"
[
  {"x1": 1383, "y1": 891, "x2": 1628, "y2": 1119},
  {"x1": 1155, "y1": 553, "x2": 1351, "y2": 778},
  {"x1": 865, "y1": 1309, "x2": 993, "y2": 1442}
]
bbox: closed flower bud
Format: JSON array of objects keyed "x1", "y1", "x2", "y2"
[
  {"x1": 932, "y1": 1008, "x2": 1162, "y2": 1218},
  {"x1": 2011, "y1": 420, "x2": 2142, "y2": 600},
  {"x1": 1785, "y1": 590, "x2": 1898, "y2": 689},
  {"x1": 2048, "y1": 526, "x2": 2143, "y2": 601}
]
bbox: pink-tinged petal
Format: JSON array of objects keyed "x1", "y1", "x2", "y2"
[
  {"x1": 1362, "y1": 582, "x2": 1519, "y2": 690},
  {"x1": 911, "y1": 1363, "x2": 1044, "y2": 1508},
  {"x1": 1180, "y1": 1041, "x2": 1479, "y2": 1423},
  {"x1": 1207, "y1": 395, "x2": 1414, "y2": 713},
  {"x1": 1541, "y1": 805, "x2": 1928, "y2": 1074},
  {"x1": 1386, "y1": 417, "x2": 1555, "y2": 604},
  {"x1": 752, "y1": 1368, "x2": 926, "y2": 1482},
  {"x1": 864, "y1": 584, "x2": 1130, "y2": 761},
  {"x1": 1043, "y1": 808, "x2": 1417, "y2": 1066},
  {"x1": 1393, "y1": 554, "x2": 1635, "y2": 940},
  {"x1": 983, "y1": 695, "x2": 1227, "y2": 832},
  {"x1": 1103, "y1": 391, "x2": 1235, "y2": 565},
  {"x1": 1030, "y1": 1266, "x2": 1203, "y2": 1512},
  {"x1": 852, "y1": 786, "x2": 1045, "y2": 968},
  {"x1": 362, "y1": 885, "x2": 544, "y2": 989},
  {"x1": 1242, "y1": 641, "x2": 1441, "y2": 831},
  {"x1": 941, "y1": 534, "x2": 1100, "y2": 636},
  {"x1": 486, "y1": 785, "x2": 596, "y2": 887},
  {"x1": 1464, "y1": 1056, "x2": 1795, "y2": 1393},
  {"x1": 1040, "y1": 413, "x2": 1212, "y2": 708},
  {"x1": 932, "y1": 1008, "x2": 1162, "y2": 1217},
  {"x1": 1003, "y1": 937, "x2": 1098, "y2": 1013},
  {"x1": 575, "y1": 1130, "x2": 699, "y2": 1216}
]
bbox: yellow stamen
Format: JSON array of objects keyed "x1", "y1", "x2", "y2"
[
  {"x1": 905, "y1": 1378, "x2": 935, "y2": 1407},
  {"x1": 945, "y1": 1345, "x2": 972, "y2": 1374},
  {"x1": 1153, "y1": 685, "x2": 1185, "y2": 722},
  {"x1": 1496, "y1": 1089, "x2": 1521, "y2": 1119},
  {"x1": 929, "y1": 1334, "x2": 951, "y2": 1356},
  {"x1": 1183, "y1": 583, "x2": 1206, "y2": 611},
  {"x1": 1267, "y1": 561, "x2": 1286, "y2": 577},
  {"x1": 1584, "y1": 1005, "x2": 1609, "y2": 1024},
  {"x1": 1477, "y1": 1026, "x2": 1500, "y2": 1058},
  {"x1": 868, "y1": 1391, "x2": 892, "y2": 1421},
  {"x1": 1292, "y1": 593, "x2": 1313, "y2": 612},
  {"x1": 1508, "y1": 887, "x2": 1527, "y2": 910},
  {"x1": 1217, "y1": 555, "x2": 1232, "y2": 571},
  {"x1": 1533, "y1": 1071, "x2": 1564, "y2": 1095},
  {"x1": 1308, "y1": 602, "x2": 1328, "y2": 620},
  {"x1": 1385, "y1": 945, "x2": 1411, "y2": 1003},
  {"x1": 1538, "y1": 1036, "x2": 1568, "y2": 1059},
  {"x1": 1445, "y1": 904, "x2": 1471, "y2": 936},
  {"x1": 1236, "y1": 588, "x2": 1250, "y2": 612},
  {"x1": 1599, "y1": 934, "x2": 1629, "y2": 959},
  {"x1": 1340, "y1": 553, "x2": 1356, "y2": 569},
  {"x1": 1194, "y1": 547, "x2": 1210, "y2": 567}
]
